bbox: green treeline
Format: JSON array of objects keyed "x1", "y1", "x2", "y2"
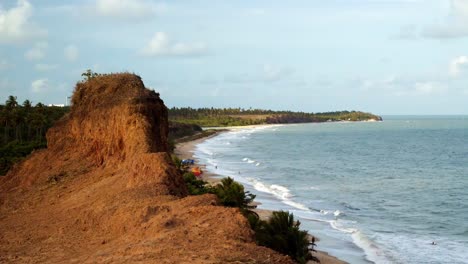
[
  {"x1": 1, "y1": 94, "x2": 382, "y2": 175},
  {"x1": 169, "y1": 107, "x2": 382, "y2": 127},
  {"x1": 0, "y1": 96, "x2": 69, "y2": 175}
]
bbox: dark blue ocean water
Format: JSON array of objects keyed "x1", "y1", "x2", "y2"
[{"x1": 194, "y1": 117, "x2": 468, "y2": 264}]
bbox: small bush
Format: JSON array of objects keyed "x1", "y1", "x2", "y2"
[
  {"x1": 253, "y1": 211, "x2": 313, "y2": 264},
  {"x1": 183, "y1": 172, "x2": 214, "y2": 195},
  {"x1": 214, "y1": 177, "x2": 256, "y2": 211}
]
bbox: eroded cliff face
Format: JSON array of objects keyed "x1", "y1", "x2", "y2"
[{"x1": 0, "y1": 74, "x2": 293, "y2": 263}]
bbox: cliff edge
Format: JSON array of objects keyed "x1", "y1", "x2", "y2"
[{"x1": 0, "y1": 73, "x2": 293, "y2": 263}]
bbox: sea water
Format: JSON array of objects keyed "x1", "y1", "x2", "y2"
[{"x1": 193, "y1": 116, "x2": 468, "y2": 264}]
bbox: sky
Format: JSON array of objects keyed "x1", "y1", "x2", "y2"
[{"x1": 0, "y1": 0, "x2": 468, "y2": 115}]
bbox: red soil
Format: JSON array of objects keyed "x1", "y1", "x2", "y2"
[{"x1": 0, "y1": 73, "x2": 293, "y2": 263}]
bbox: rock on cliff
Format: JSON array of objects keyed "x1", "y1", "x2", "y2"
[{"x1": 0, "y1": 73, "x2": 293, "y2": 263}]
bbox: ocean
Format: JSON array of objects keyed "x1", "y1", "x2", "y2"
[{"x1": 193, "y1": 116, "x2": 468, "y2": 264}]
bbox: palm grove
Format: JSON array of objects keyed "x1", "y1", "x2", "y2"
[{"x1": 0, "y1": 96, "x2": 69, "y2": 175}]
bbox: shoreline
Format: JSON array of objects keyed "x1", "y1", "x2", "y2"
[{"x1": 174, "y1": 129, "x2": 347, "y2": 264}]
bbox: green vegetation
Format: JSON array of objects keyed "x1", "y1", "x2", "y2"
[
  {"x1": 81, "y1": 69, "x2": 102, "y2": 81},
  {"x1": 182, "y1": 172, "x2": 215, "y2": 195},
  {"x1": 178, "y1": 167, "x2": 315, "y2": 263},
  {"x1": 214, "y1": 177, "x2": 256, "y2": 211},
  {"x1": 168, "y1": 122, "x2": 203, "y2": 151},
  {"x1": 0, "y1": 96, "x2": 69, "y2": 175},
  {"x1": 250, "y1": 211, "x2": 317, "y2": 264},
  {"x1": 169, "y1": 107, "x2": 382, "y2": 127}
]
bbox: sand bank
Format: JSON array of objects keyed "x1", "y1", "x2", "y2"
[{"x1": 174, "y1": 131, "x2": 347, "y2": 264}]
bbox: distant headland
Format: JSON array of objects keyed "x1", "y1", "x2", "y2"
[{"x1": 169, "y1": 107, "x2": 382, "y2": 127}]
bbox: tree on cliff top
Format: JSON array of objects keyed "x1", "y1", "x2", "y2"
[{"x1": 81, "y1": 69, "x2": 100, "y2": 81}]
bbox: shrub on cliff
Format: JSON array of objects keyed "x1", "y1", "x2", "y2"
[
  {"x1": 252, "y1": 211, "x2": 314, "y2": 264},
  {"x1": 183, "y1": 172, "x2": 214, "y2": 195},
  {"x1": 215, "y1": 177, "x2": 256, "y2": 211}
]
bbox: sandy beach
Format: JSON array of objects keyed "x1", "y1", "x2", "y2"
[{"x1": 175, "y1": 131, "x2": 347, "y2": 264}]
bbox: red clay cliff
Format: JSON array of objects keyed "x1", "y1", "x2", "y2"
[{"x1": 0, "y1": 73, "x2": 293, "y2": 263}]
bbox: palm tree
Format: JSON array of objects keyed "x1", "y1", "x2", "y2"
[
  {"x1": 6, "y1": 95, "x2": 18, "y2": 109},
  {"x1": 23, "y1": 99, "x2": 32, "y2": 109},
  {"x1": 256, "y1": 211, "x2": 312, "y2": 264},
  {"x1": 215, "y1": 177, "x2": 256, "y2": 210}
]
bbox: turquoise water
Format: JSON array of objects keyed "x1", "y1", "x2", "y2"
[{"x1": 194, "y1": 116, "x2": 468, "y2": 264}]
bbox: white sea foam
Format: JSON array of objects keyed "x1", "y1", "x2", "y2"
[
  {"x1": 197, "y1": 145, "x2": 214, "y2": 156},
  {"x1": 298, "y1": 213, "x2": 393, "y2": 263},
  {"x1": 351, "y1": 231, "x2": 389, "y2": 264},
  {"x1": 283, "y1": 200, "x2": 310, "y2": 211},
  {"x1": 319, "y1": 209, "x2": 342, "y2": 217},
  {"x1": 206, "y1": 158, "x2": 217, "y2": 166},
  {"x1": 334, "y1": 210, "x2": 341, "y2": 217},
  {"x1": 330, "y1": 220, "x2": 357, "y2": 234},
  {"x1": 270, "y1": 184, "x2": 292, "y2": 198},
  {"x1": 250, "y1": 180, "x2": 309, "y2": 211},
  {"x1": 327, "y1": 219, "x2": 394, "y2": 264},
  {"x1": 242, "y1": 157, "x2": 258, "y2": 164}
]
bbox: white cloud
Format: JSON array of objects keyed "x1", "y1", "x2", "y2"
[
  {"x1": 31, "y1": 78, "x2": 49, "y2": 93},
  {"x1": 35, "y1": 63, "x2": 58, "y2": 72},
  {"x1": 0, "y1": 0, "x2": 46, "y2": 43},
  {"x1": 24, "y1": 41, "x2": 47, "y2": 61},
  {"x1": 449, "y1": 56, "x2": 468, "y2": 76},
  {"x1": 95, "y1": 0, "x2": 166, "y2": 19},
  {"x1": 423, "y1": 0, "x2": 468, "y2": 39},
  {"x1": 64, "y1": 45, "x2": 79, "y2": 62},
  {"x1": 141, "y1": 32, "x2": 207, "y2": 57}
]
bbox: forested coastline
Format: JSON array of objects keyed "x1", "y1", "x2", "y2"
[
  {"x1": 1, "y1": 95, "x2": 381, "y2": 175},
  {"x1": 169, "y1": 107, "x2": 382, "y2": 127}
]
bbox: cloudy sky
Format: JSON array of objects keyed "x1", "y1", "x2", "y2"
[{"x1": 1, "y1": 0, "x2": 467, "y2": 114}]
